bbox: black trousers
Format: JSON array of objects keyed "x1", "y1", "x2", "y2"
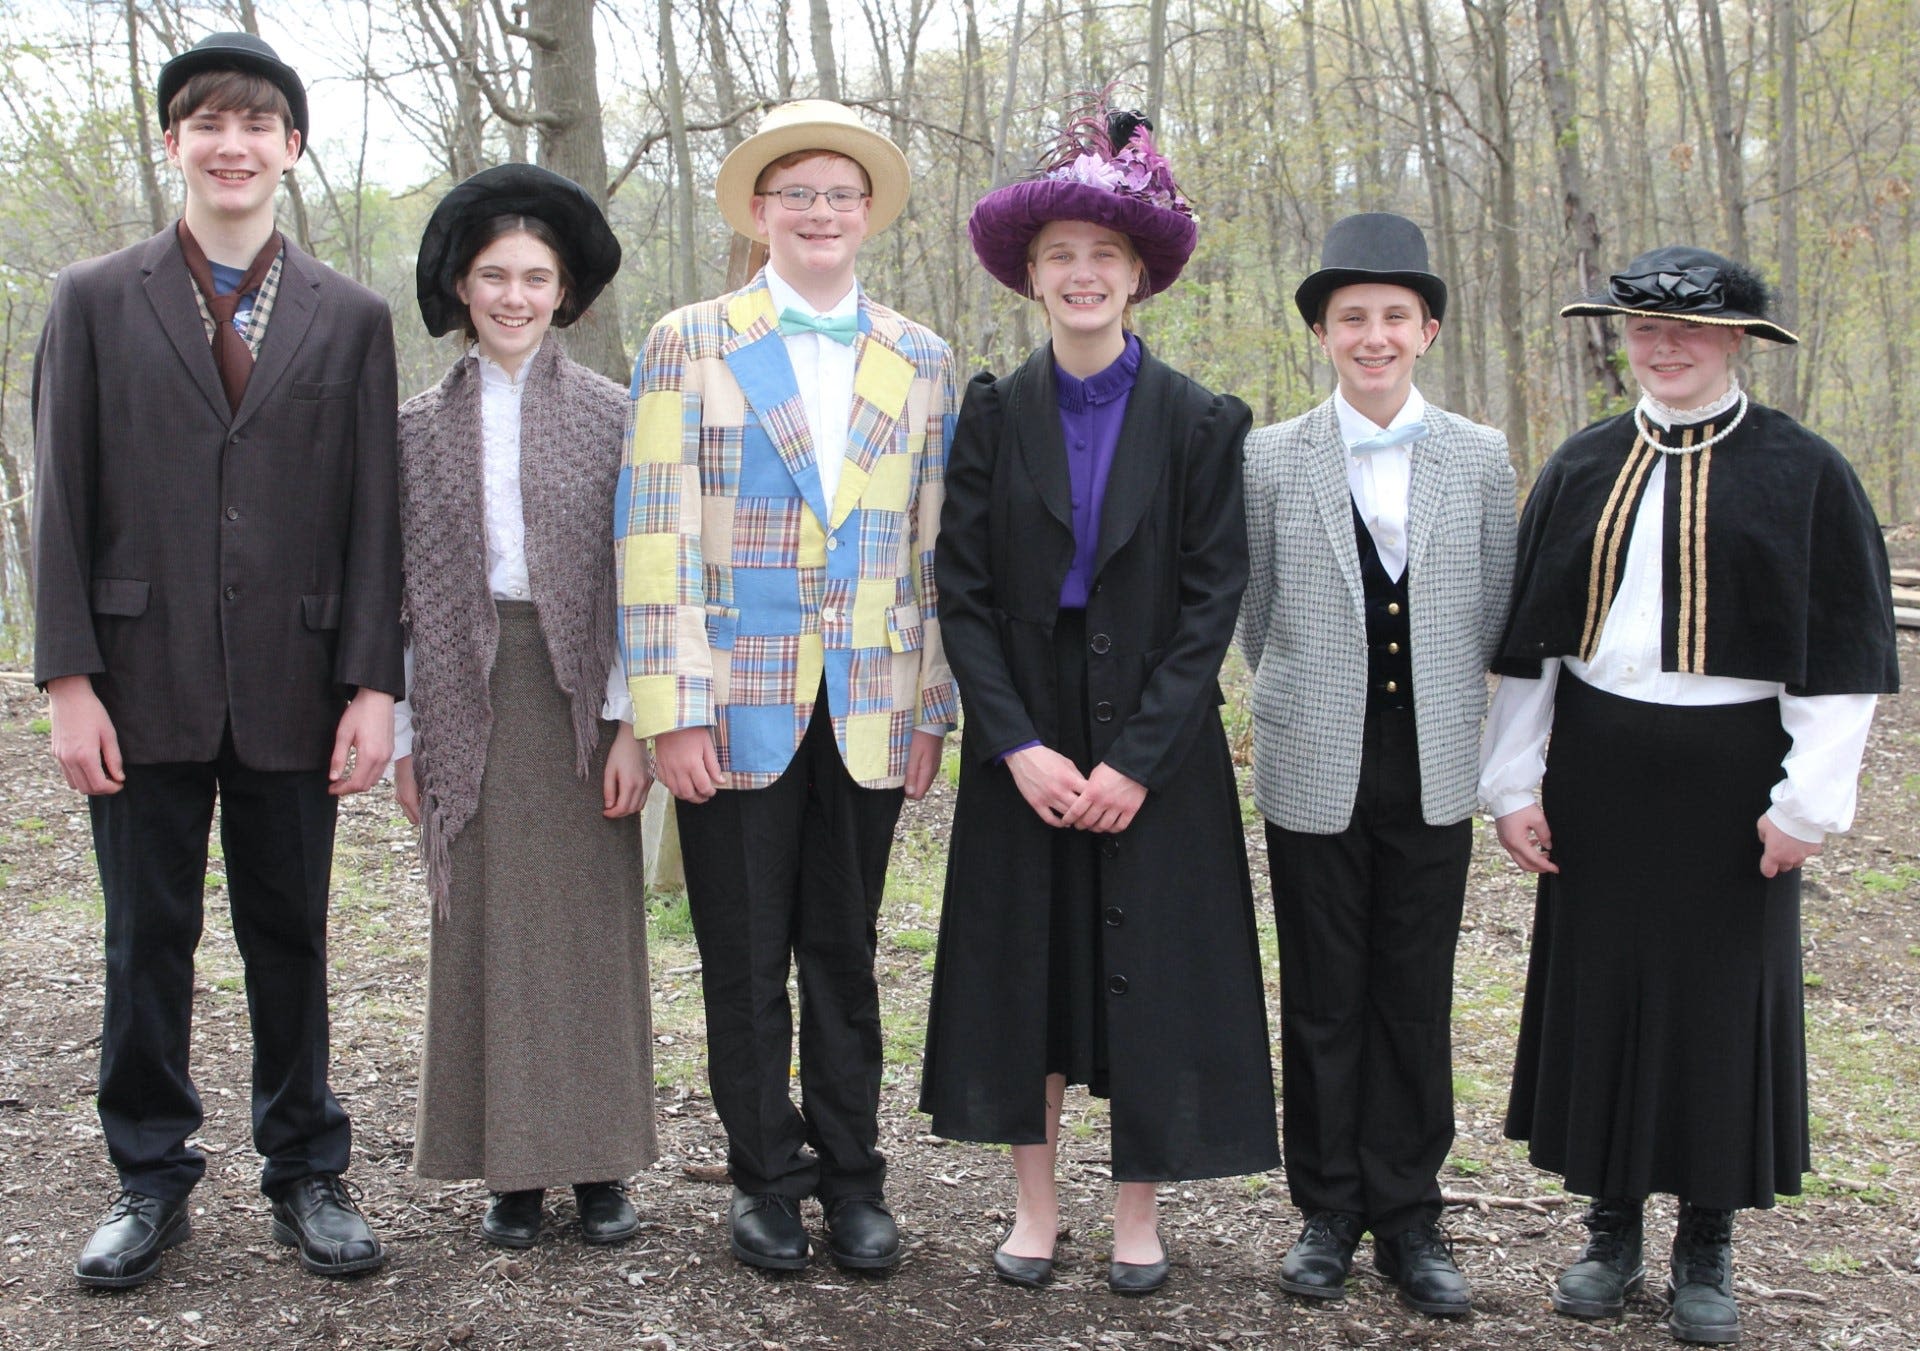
[
  {"x1": 90, "y1": 739, "x2": 348, "y2": 1202},
  {"x1": 1264, "y1": 708, "x2": 1471, "y2": 1239},
  {"x1": 675, "y1": 698, "x2": 904, "y2": 1202}
]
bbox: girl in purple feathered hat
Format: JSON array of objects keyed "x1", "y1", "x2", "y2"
[{"x1": 920, "y1": 102, "x2": 1277, "y2": 1298}]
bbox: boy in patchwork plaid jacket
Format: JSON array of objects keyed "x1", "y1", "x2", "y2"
[{"x1": 617, "y1": 101, "x2": 956, "y2": 1273}]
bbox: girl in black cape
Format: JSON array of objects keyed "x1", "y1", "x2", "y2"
[{"x1": 1479, "y1": 246, "x2": 1898, "y2": 1345}]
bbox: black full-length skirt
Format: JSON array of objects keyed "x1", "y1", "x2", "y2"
[{"x1": 1505, "y1": 672, "x2": 1807, "y2": 1210}]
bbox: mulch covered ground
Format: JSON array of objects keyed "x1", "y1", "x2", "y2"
[{"x1": 1, "y1": 561, "x2": 1916, "y2": 1349}]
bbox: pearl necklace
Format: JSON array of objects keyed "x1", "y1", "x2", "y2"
[{"x1": 1634, "y1": 389, "x2": 1749, "y2": 455}]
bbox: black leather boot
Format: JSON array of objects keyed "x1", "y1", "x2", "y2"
[
  {"x1": 1552, "y1": 1197, "x2": 1645, "y2": 1318},
  {"x1": 1667, "y1": 1203, "x2": 1739, "y2": 1345},
  {"x1": 1277, "y1": 1210, "x2": 1364, "y2": 1299}
]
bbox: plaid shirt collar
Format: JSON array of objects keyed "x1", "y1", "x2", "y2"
[{"x1": 190, "y1": 243, "x2": 286, "y2": 358}]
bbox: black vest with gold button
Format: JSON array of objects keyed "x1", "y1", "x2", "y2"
[{"x1": 1353, "y1": 504, "x2": 1413, "y2": 712}]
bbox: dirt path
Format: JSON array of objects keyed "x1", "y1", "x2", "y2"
[{"x1": 1, "y1": 622, "x2": 1916, "y2": 1349}]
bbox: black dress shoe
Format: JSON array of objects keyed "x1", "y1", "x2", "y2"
[
  {"x1": 992, "y1": 1227, "x2": 1055, "y2": 1289},
  {"x1": 728, "y1": 1189, "x2": 810, "y2": 1270},
  {"x1": 1667, "y1": 1204, "x2": 1739, "y2": 1345},
  {"x1": 1553, "y1": 1198, "x2": 1645, "y2": 1319},
  {"x1": 270, "y1": 1174, "x2": 386, "y2": 1277},
  {"x1": 75, "y1": 1191, "x2": 191, "y2": 1290},
  {"x1": 481, "y1": 1190, "x2": 543, "y2": 1249},
  {"x1": 1374, "y1": 1219, "x2": 1471, "y2": 1317},
  {"x1": 1108, "y1": 1231, "x2": 1170, "y2": 1295},
  {"x1": 574, "y1": 1181, "x2": 639, "y2": 1245},
  {"x1": 824, "y1": 1195, "x2": 900, "y2": 1270},
  {"x1": 1277, "y1": 1210, "x2": 1364, "y2": 1299}
]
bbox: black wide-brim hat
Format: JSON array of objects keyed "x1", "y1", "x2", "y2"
[
  {"x1": 1561, "y1": 244, "x2": 1798, "y2": 344},
  {"x1": 415, "y1": 164, "x2": 623, "y2": 338},
  {"x1": 157, "y1": 32, "x2": 308, "y2": 153},
  {"x1": 1294, "y1": 212, "x2": 1448, "y2": 327}
]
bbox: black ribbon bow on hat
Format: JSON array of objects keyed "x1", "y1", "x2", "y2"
[{"x1": 1607, "y1": 265, "x2": 1724, "y2": 312}]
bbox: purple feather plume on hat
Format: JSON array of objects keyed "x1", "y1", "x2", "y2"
[{"x1": 969, "y1": 89, "x2": 1199, "y2": 298}]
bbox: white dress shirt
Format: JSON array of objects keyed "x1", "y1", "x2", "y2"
[
  {"x1": 1478, "y1": 387, "x2": 1877, "y2": 843},
  {"x1": 1335, "y1": 385, "x2": 1427, "y2": 581},
  {"x1": 393, "y1": 345, "x2": 632, "y2": 759},
  {"x1": 764, "y1": 265, "x2": 858, "y2": 507}
]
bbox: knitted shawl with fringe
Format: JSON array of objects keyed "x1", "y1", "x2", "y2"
[{"x1": 398, "y1": 337, "x2": 627, "y2": 915}]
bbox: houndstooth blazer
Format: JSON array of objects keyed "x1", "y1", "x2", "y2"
[
  {"x1": 1237, "y1": 396, "x2": 1516, "y2": 832},
  {"x1": 616, "y1": 272, "x2": 958, "y2": 790}
]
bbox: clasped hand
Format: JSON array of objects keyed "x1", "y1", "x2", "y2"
[{"x1": 1006, "y1": 745, "x2": 1145, "y2": 833}]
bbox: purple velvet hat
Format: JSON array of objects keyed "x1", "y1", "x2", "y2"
[{"x1": 969, "y1": 107, "x2": 1197, "y2": 299}]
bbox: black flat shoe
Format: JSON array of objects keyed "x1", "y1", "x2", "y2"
[
  {"x1": 481, "y1": 1190, "x2": 543, "y2": 1249},
  {"x1": 74, "y1": 1191, "x2": 191, "y2": 1290},
  {"x1": 270, "y1": 1174, "x2": 385, "y2": 1278},
  {"x1": 1108, "y1": 1232, "x2": 1170, "y2": 1295},
  {"x1": 728, "y1": 1189, "x2": 810, "y2": 1270},
  {"x1": 992, "y1": 1227, "x2": 1055, "y2": 1288},
  {"x1": 824, "y1": 1195, "x2": 900, "y2": 1271},
  {"x1": 574, "y1": 1182, "x2": 639, "y2": 1245},
  {"x1": 1374, "y1": 1219, "x2": 1471, "y2": 1317}
]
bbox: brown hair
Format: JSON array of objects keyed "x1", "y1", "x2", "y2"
[
  {"x1": 452, "y1": 215, "x2": 579, "y2": 342},
  {"x1": 753, "y1": 150, "x2": 873, "y2": 195},
  {"x1": 166, "y1": 71, "x2": 294, "y2": 138}
]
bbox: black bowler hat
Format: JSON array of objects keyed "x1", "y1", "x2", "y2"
[
  {"x1": 1294, "y1": 212, "x2": 1448, "y2": 327},
  {"x1": 415, "y1": 163, "x2": 623, "y2": 337},
  {"x1": 156, "y1": 32, "x2": 308, "y2": 153},
  {"x1": 1561, "y1": 244, "x2": 1798, "y2": 345}
]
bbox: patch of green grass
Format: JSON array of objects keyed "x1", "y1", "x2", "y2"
[
  {"x1": 893, "y1": 928, "x2": 936, "y2": 954},
  {"x1": 28, "y1": 889, "x2": 105, "y2": 921},
  {"x1": 28, "y1": 717, "x2": 50, "y2": 736},
  {"x1": 1854, "y1": 866, "x2": 1920, "y2": 894},
  {"x1": 1241, "y1": 1175, "x2": 1270, "y2": 1197},
  {"x1": 1450, "y1": 1156, "x2": 1485, "y2": 1176},
  {"x1": 649, "y1": 891, "x2": 695, "y2": 941},
  {"x1": 211, "y1": 974, "x2": 243, "y2": 993},
  {"x1": 1803, "y1": 972, "x2": 1825, "y2": 989},
  {"x1": 1806, "y1": 1248, "x2": 1863, "y2": 1274},
  {"x1": 1451, "y1": 1071, "x2": 1493, "y2": 1104}
]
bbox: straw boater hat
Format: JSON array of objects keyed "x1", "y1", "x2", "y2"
[
  {"x1": 968, "y1": 105, "x2": 1196, "y2": 298},
  {"x1": 414, "y1": 163, "x2": 623, "y2": 337},
  {"x1": 1560, "y1": 245, "x2": 1798, "y2": 345},
  {"x1": 156, "y1": 31, "x2": 309, "y2": 153},
  {"x1": 714, "y1": 100, "x2": 911, "y2": 240},
  {"x1": 1293, "y1": 212, "x2": 1448, "y2": 328}
]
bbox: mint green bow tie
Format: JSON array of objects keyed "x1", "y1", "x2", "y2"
[
  {"x1": 1348, "y1": 423, "x2": 1429, "y2": 455},
  {"x1": 778, "y1": 309, "x2": 858, "y2": 345}
]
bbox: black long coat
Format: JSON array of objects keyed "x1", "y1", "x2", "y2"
[{"x1": 918, "y1": 343, "x2": 1279, "y2": 1182}]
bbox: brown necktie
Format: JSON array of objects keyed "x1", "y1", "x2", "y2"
[{"x1": 177, "y1": 220, "x2": 281, "y2": 413}]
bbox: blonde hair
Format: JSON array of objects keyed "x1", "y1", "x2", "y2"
[{"x1": 1024, "y1": 224, "x2": 1147, "y2": 331}]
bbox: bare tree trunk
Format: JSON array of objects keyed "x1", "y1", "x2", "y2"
[
  {"x1": 659, "y1": 0, "x2": 699, "y2": 304},
  {"x1": 521, "y1": 0, "x2": 626, "y2": 378},
  {"x1": 127, "y1": 0, "x2": 167, "y2": 234},
  {"x1": 1146, "y1": 0, "x2": 1168, "y2": 127},
  {"x1": 809, "y1": 0, "x2": 840, "y2": 98},
  {"x1": 1772, "y1": 0, "x2": 1802, "y2": 417},
  {"x1": 1537, "y1": 0, "x2": 1625, "y2": 403},
  {"x1": 704, "y1": 0, "x2": 743, "y2": 150},
  {"x1": 1697, "y1": 0, "x2": 1749, "y2": 257},
  {"x1": 1468, "y1": 0, "x2": 1533, "y2": 472},
  {"x1": 1395, "y1": 0, "x2": 1469, "y2": 413}
]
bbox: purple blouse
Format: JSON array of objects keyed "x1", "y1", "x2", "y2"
[{"x1": 1056, "y1": 332, "x2": 1141, "y2": 608}]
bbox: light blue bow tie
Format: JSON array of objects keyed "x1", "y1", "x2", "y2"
[
  {"x1": 1348, "y1": 423, "x2": 1429, "y2": 455},
  {"x1": 778, "y1": 308, "x2": 858, "y2": 345}
]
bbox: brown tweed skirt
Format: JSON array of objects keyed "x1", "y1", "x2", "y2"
[{"x1": 413, "y1": 602, "x2": 658, "y2": 1190}]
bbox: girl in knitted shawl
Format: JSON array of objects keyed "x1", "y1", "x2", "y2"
[{"x1": 392, "y1": 165, "x2": 656, "y2": 1249}]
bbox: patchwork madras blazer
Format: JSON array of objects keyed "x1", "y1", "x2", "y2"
[{"x1": 618, "y1": 273, "x2": 959, "y2": 790}]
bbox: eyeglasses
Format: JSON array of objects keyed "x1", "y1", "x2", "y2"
[{"x1": 759, "y1": 186, "x2": 869, "y2": 212}]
